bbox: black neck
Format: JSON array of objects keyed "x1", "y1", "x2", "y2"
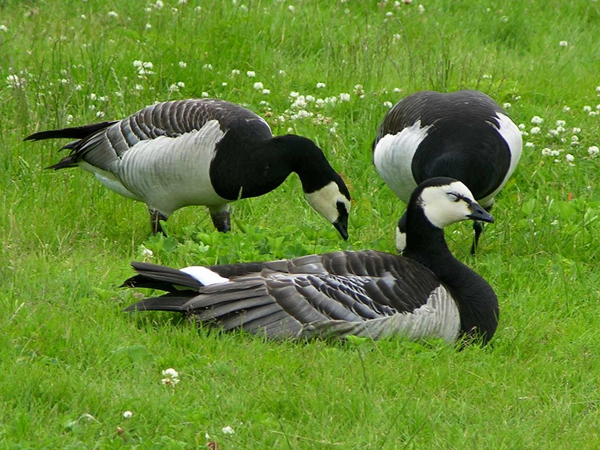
[
  {"x1": 403, "y1": 207, "x2": 499, "y2": 344},
  {"x1": 210, "y1": 134, "x2": 339, "y2": 200}
]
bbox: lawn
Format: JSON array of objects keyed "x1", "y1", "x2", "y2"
[{"x1": 1, "y1": 0, "x2": 600, "y2": 448}]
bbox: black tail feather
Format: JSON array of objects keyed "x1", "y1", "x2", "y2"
[
  {"x1": 123, "y1": 293, "x2": 194, "y2": 312},
  {"x1": 24, "y1": 121, "x2": 117, "y2": 142},
  {"x1": 122, "y1": 261, "x2": 203, "y2": 291}
]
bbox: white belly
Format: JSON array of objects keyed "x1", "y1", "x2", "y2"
[
  {"x1": 374, "y1": 121, "x2": 431, "y2": 203},
  {"x1": 82, "y1": 120, "x2": 229, "y2": 215}
]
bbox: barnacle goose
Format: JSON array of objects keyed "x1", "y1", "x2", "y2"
[
  {"x1": 25, "y1": 99, "x2": 351, "y2": 239},
  {"x1": 123, "y1": 177, "x2": 499, "y2": 345},
  {"x1": 373, "y1": 90, "x2": 522, "y2": 254}
]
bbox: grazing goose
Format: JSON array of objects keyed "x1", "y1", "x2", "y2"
[
  {"x1": 123, "y1": 177, "x2": 499, "y2": 345},
  {"x1": 25, "y1": 99, "x2": 351, "y2": 238},
  {"x1": 373, "y1": 90, "x2": 522, "y2": 254}
]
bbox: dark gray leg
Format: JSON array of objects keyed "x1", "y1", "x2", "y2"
[
  {"x1": 149, "y1": 207, "x2": 169, "y2": 235},
  {"x1": 471, "y1": 221, "x2": 483, "y2": 255},
  {"x1": 209, "y1": 204, "x2": 231, "y2": 232},
  {"x1": 471, "y1": 204, "x2": 493, "y2": 255}
]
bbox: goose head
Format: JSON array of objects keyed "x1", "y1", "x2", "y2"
[
  {"x1": 413, "y1": 177, "x2": 494, "y2": 229},
  {"x1": 304, "y1": 178, "x2": 351, "y2": 240}
]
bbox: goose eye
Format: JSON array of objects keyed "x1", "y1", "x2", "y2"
[{"x1": 447, "y1": 193, "x2": 460, "y2": 202}]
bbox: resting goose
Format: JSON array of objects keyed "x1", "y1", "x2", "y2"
[
  {"x1": 25, "y1": 99, "x2": 351, "y2": 238},
  {"x1": 123, "y1": 177, "x2": 499, "y2": 345},
  {"x1": 373, "y1": 90, "x2": 522, "y2": 253}
]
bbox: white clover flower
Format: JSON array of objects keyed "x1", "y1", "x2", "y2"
[
  {"x1": 222, "y1": 426, "x2": 235, "y2": 435},
  {"x1": 123, "y1": 411, "x2": 133, "y2": 419},
  {"x1": 253, "y1": 81, "x2": 264, "y2": 90},
  {"x1": 59, "y1": 78, "x2": 69, "y2": 85},
  {"x1": 565, "y1": 153, "x2": 575, "y2": 163},
  {"x1": 556, "y1": 120, "x2": 566, "y2": 127},
  {"x1": 169, "y1": 84, "x2": 180, "y2": 92},
  {"x1": 246, "y1": 70, "x2": 256, "y2": 77},
  {"x1": 6, "y1": 74, "x2": 25, "y2": 88},
  {"x1": 518, "y1": 123, "x2": 526, "y2": 130},
  {"x1": 530, "y1": 127, "x2": 540, "y2": 134},
  {"x1": 563, "y1": 106, "x2": 571, "y2": 112},
  {"x1": 305, "y1": 95, "x2": 315, "y2": 102},
  {"x1": 90, "y1": 93, "x2": 97, "y2": 100},
  {"x1": 203, "y1": 64, "x2": 213, "y2": 70},
  {"x1": 418, "y1": 4, "x2": 425, "y2": 13},
  {"x1": 339, "y1": 93, "x2": 350, "y2": 102},
  {"x1": 559, "y1": 40, "x2": 568, "y2": 47},
  {"x1": 541, "y1": 148, "x2": 552, "y2": 156},
  {"x1": 262, "y1": 88, "x2": 270, "y2": 94},
  {"x1": 291, "y1": 96, "x2": 307, "y2": 109},
  {"x1": 288, "y1": 5, "x2": 295, "y2": 13},
  {"x1": 161, "y1": 368, "x2": 180, "y2": 385},
  {"x1": 316, "y1": 82, "x2": 326, "y2": 89},
  {"x1": 179, "y1": 0, "x2": 188, "y2": 4},
  {"x1": 588, "y1": 146, "x2": 599, "y2": 157},
  {"x1": 201, "y1": 91, "x2": 209, "y2": 97},
  {"x1": 572, "y1": 127, "x2": 581, "y2": 133},
  {"x1": 556, "y1": 126, "x2": 565, "y2": 133},
  {"x1": 386, "y1": 11, "x2": 394, "y2": 17},
  {"x1": 289, "y1": 91, "x2": 299, "y2": 98},
  {"x1": 525, "y1": 142, "x2": 535, "y2": 148},
  {"x1": 96, "y1": 111, "x2": 105, "y2": 118},
  {"x1": 81, "y1": 15, "x2": 87, "y2": 19},
  {"x1": 222, "y1": 82, "x2": 228, "y2": 86},
  {"x1": 481, "y1": 74, "x2": 491, "y2": 79},
  {"x1": 571, "y1": 135, "x2": 579, "y2": 142},
  {"x1": 383, "y1": 101, "x2": 393, "y2": 108},
  {"x1": 108, "y1": 11, "x2": 119, "y2": 17},
  {"x1": 596, "y1": 86, "x2": 600, "y2": 92},
  {"x1": 231, "y1": 69, "x2": 240, "y2": 75},
  {"x1": 66, "y1": 114, "x2": 74, "y2": 124},
  {"x1": 392, "y1": 34, "x2": 401, "y2": 41},
  {"x1": 177, "y1": 81, "x2": 185, "y2": 88},
  {"x1": 315, "y1": 98, "x2": 325, "y2": 107},
  {"x1": 279, "y1": 70, "x2": 286, "y2": 76},
  {"x1": 531, "y1": 116, "x2": 544, "y2": 124},
  {"x1": 583, "y1": 105, "x2": 592, "y2": 112},
  {"x1": 135, "y1": 84, "x2": 144, "y2": 90},
  {"x1": 155, "y1": 0, "x2": 164, "y2": 9},
  {"x1": 145, "y1": 23, "x2": 152, "y2": 29},
  {"x1": 503, "y1": 102, "x2": 512, "y2": 109},
  {"x1": 0, "y1": 25, "x2": 8, "y2": 32}
]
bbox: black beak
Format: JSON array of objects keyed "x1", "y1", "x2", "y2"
[
  {"x1": 468, "y1": 202, "x2": 494, "y2": 223},
  {"x1": 333, "y1": 216, "x2": 349, "y2": 240}
]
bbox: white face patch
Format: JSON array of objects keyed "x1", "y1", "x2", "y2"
[
  {"x1": 181, "y1": 266, "x2": 229, "y2": 286},
  {"x1": 373, "y1": 120, "x2": 432, "y2": 203},
  {"x1": 420, "y1": 181, "x2": 476, "y2": 228},
  {"x1": 304, "y1": 181, "x2": 351, "y2": 223}
]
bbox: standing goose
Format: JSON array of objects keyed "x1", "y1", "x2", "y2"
[
  {"x1": 373, "y1": 90, "x2": 522, "y2": 254},
  {"x1": 123, "y1": 177, "x2": 499, "y2": 345},
  {"x1": 25, "y1": 99, "x2": 351, "y2": 238}
]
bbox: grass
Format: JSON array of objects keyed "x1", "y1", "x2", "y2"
[{"x1": 2, "y1": 0, "x2": 600, "y2": 447}]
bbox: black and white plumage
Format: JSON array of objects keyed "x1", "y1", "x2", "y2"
[
  {"x1": 123, "y1": 177, "x2": 499, "y2": 345},
  {"x1": 373, "y1": 90, "x2": 522, "y2": 253},
  {"x1": 25, "y1": 99, "x2": 351, "y2": 238}
]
